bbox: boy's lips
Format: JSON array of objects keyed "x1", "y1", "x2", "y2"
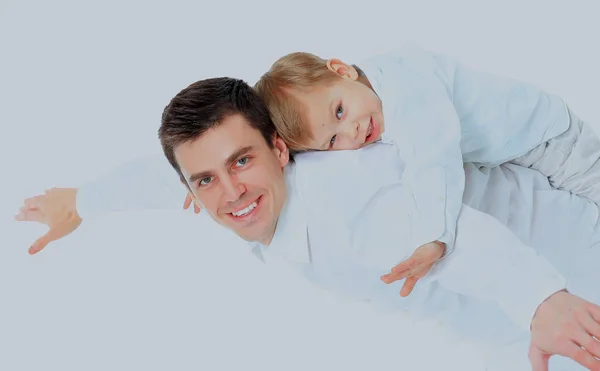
[{"x1": 365, "y1": 117, "x2": 379, "y2": 143}]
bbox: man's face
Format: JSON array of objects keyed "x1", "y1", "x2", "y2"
[{"x1": 175, "y1": 114, "x2": 289, "y2": 245}]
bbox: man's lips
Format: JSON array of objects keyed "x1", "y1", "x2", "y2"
[{"x1": 226, "y1": 196, "x2": 262, "y2": 221}]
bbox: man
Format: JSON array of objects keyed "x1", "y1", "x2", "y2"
[{"x1": 16, "y1": 77, "x2": 600, "y2": 370}]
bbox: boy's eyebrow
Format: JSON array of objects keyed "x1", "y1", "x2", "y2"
[{"x1": 188, "y1": 146, "x2": 254, "y2": 184}]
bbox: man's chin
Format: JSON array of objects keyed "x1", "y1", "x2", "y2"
[{"x1": 234, "y1": 225, "x2": 276, "y2": 246}]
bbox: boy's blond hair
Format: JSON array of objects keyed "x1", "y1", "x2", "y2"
[{"x1": 254, "y1": 52, "x2": 339, "y2": 151}]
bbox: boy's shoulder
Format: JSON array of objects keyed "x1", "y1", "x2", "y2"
[{"x1": 358, "y1": 44, "x2": 452, "y2": 95}]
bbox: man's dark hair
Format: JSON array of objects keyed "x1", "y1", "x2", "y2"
[{"x1": 159, "y1": 77, "x2": 278, "y2": 181}]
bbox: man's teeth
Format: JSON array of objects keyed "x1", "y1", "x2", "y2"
[{"x1": 232, "y1": 201, "x2": 258, "y2": 217}]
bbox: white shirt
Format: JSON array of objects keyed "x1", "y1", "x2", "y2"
[
  {"x1": 76, "y1": 143, "x2": 597, "y2": 342},
  {"x1": 357, "y1": 45, "x2": 570, "y2": 256}
]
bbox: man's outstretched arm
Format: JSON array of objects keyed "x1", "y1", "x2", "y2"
[{"x1": 15, "y1": 153, "x2": 189, "y2": 254}]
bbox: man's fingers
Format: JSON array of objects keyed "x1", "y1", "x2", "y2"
[
  {"x1": 194, "y1": 203, "x2": 201, "y2": 214},
  {"x1": 587, "y1": 303, "x2": 600, "y2": 324},
  {"x1": 529, "y1": 345, "x2": 551, "y2": 371},
  {"x1": 564, "y1": 341, "x2": 600, "y2": 371},
  {"x1": 400, "y1": 276, "x2": 419, "y2": 297},
  {"x1": 583, "y1": 313, "x2": 600, "y2": 343},
  {"x1": 27, "y1": 222, "x2": 73, "y2": 255},
  {"x1": 24, "y1": 195, "x2": 44, "y2": 209},
  {"x1": 576, "y1": 331, "x2": 600, "y2": 360},
  {"x1": 14, "y1": 209, "x2": 43, "y2": 222},
  {"x1": 28, "y1": 233, "x2": 54, "y2": 255}
]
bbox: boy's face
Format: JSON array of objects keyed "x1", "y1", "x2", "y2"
[
  {"x1": 296, "y1": 60, "x2": 385, "y2": 151},
  {"x1": 174, "y1": 114, "x2": 289, "y2": 245}
]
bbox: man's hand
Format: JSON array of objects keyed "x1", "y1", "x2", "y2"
[
  {"x1": 14, "y1": 188, "x2": 82, "y2": 255},
  {"x1": 183, "y1": 193, "x2": 201, "y2": 214},
  {"x1": 380, "y1": 241, "x2": 445, "y2": 297},
  {"x1": 529, "y1": 290, "x2": 600, "y2": 371}
]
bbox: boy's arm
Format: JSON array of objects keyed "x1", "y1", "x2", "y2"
[{"x1": 376, "y1": 52, "x2": 466, "y2": 257}]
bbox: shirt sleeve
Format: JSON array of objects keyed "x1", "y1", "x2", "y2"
[
  {"x1": 76, "y1": 153, "x2": 188, "y2": 220},
  {"x1": 423, "y1": 204, "x2": 566, "y2": 331},
  {"x1": 371, "y1": 50, "x2": 465, "y2": 256}
]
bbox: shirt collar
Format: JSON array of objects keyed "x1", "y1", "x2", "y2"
[{"x1": 248, "y1": 162, "x2": 310, "y2": 264}]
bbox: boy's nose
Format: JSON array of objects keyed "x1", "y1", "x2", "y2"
[{"x1": 342, "y1": 121, "x2": 360, "y2": 140}]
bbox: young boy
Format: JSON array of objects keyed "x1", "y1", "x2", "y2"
[{"x1": 252, "y1": 45, "x2": 600, "y2": 287}]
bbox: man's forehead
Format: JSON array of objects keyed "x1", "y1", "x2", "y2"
[{"x1": 175, "y1": 118, "x2": 266, "y2": 174}]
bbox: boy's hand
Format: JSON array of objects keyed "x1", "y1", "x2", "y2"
[
  {"x1": 380, "y1": 241, "x2": 445, "y2": 297},
  {"x1": 14, "y1": 188, "x2": 82, "y2": 255},
  {"x1": 183, "y1": 193, "x2": 201, "y2": 214}
]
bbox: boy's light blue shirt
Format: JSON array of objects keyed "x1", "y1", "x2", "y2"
[{"x1": 357, "y1": 45, "x2": 570, "y2": 255}]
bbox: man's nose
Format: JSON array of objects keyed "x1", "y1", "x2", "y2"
[{"x1": 221, "y1": 175, "x2": 245, "y2": 202}]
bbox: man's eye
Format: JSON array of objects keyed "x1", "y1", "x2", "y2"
[
  {"x1": 335, "y1": 105, "x2": 343, "y2": 119},
  {"x1": 329, "y1": 135, "x2": 337, "y2": 148},
  {"x1": 236, "y1": 157, "x2": 249, "y2": 166},
  {"x1": 199, "y1": 177, "x2": 212, "y2": 186}
]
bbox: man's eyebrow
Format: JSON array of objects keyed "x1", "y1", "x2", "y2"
[
  {"x1": 189, "y1": 170, "x2": 212, "y2": 184},
  {"x1": 187, "y1": 146, "x2": 254, "y2": 184},
  {"x1": 225, "y1": 146, "x2": 254, "y2": 167}
]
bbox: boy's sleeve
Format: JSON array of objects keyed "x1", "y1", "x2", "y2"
[
  {"x1": 375, "y1": 52, "x2": 465, "y2": 256},
  {"x1": 76, "y1": 153, "x2": 188, "y2": 220}
]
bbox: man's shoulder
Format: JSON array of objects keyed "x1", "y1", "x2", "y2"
[
  {"x1": 292, "y1": 144, "x2": 399, "y2": 181},
  {"x1": 290, "y1": 144, "x2": 403, "y2": 219}
]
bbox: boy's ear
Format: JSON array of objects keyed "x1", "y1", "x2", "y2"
[
  {"x1": 273, "y1": 135, "x2": 290, "y2": 168},
  {"x1": 326, "y1": 58, "x2": 359, "y2": 80}
]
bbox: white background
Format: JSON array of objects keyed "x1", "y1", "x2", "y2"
[{"x1": 1, "y1": 0, "x2": 599, "y2": 370}]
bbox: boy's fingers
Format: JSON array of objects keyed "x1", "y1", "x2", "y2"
[
  {"x1": 400, "y1": 276, "x2": 419, "y2": 297},
  {"x1": 391, "y1": 257, "x2": 418, "y2": 274},
  {"x1": 183, "y1": 196, "x2": 192, "y2": 209},
  {"x1": 381, "y1": 270, "x2": 410, "y2": 283}
]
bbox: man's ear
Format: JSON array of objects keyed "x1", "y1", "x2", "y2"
[
  {"x1": 273, "y1": 135, "x2": 290, "y2": 168},
  {"x1": 326, "y1": 58, "x2": 359, "y2": 80}
]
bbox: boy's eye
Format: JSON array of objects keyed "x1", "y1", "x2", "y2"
[
  {"x1": 236, "y1": 157, "x2": 249, "y2": 167},
  {"x1": 199, "y1": 177, "x2": 213, "y2": 186},
  {"x1": 329, "y1": 135, "x2": 337, "y2": 148},
  {"x1": 335, "y1": 104, "x2": 343, "y2": 119}
]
